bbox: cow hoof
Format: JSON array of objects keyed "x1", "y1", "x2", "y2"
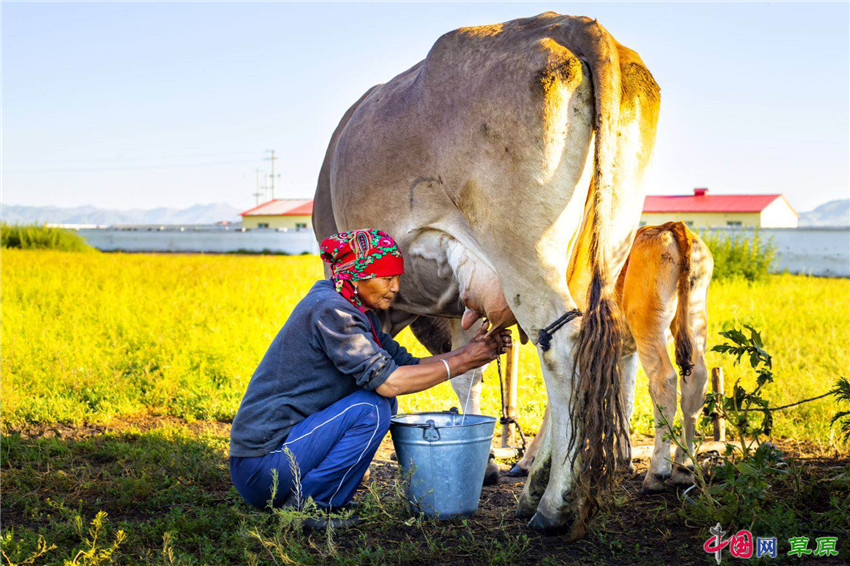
[
  {"x1": 641, "y1": 473, "x2": 669, "y2": 493},
  {"x1": 483, "y1": 457, "x2": 500, "y2": 486},
  {"x1": 670, "y1": 466, "x2": 695, "y2": 487},
  {"x1": 507, "y1": 464, "x2": 529, "y2": 478},
  {"x1": 515, "y1": 493, "x2": 538, "y2": 519},
  {"x1": 527, "y1": 510, "x2": 571, "y2": 535}
]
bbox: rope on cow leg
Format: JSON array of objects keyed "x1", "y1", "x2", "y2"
[
  {"x1": 497, "y1": 355, "x2": 528, "y2": 457},
  {"x1": 537, "y1": 308, "x2": 583, "y2": 352},
  {"x1": 499, "y1": 415, "x2": 528, "y2": 455},
  {"x1": 497, "y1": 356, "x2": 505, "y2": 420}
]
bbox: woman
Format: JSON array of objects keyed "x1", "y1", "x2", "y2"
[{"x1": 230, "y1": 229, "x2": 510, "y2": 512}]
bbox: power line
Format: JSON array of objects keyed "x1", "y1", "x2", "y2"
[
  {"x1": 4, "y1": 151, "x2": 264, "y2": 166},
  {"x1": 5, "y1": 159, "x2": 259, "y2": 174},
  {"x1": 254, "y1": 167, "x2": 264, "y2": 205}
]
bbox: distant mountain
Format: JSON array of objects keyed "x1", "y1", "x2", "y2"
[
  {"x1": 1, "y1": 203, "x2": 242, "y2": 226},
  {"x1": 798, "y1": 199, "x2": 850, "y2": 227}
]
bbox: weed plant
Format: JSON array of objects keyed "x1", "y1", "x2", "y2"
[
  {"x1": 1, "y1": 223, "x2": 93, "y2": 252},
  {"x1": 656, "y1": 326, "x2": 850, "y2": 557},
  {"x1": 698, "y1": 229, "x2": 776, "y2": 281}
]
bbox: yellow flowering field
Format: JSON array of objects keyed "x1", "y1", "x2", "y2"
[{"x1": 2, "y1": 249, "x2": 848, "y2": 442}]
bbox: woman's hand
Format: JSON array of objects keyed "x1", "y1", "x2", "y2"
[
  {"x1": 377, "y1": 322, "x2": 513, "y2": 397},
  {"x1": 460, "y1": 322, "x2": 512, "y2": 370}
]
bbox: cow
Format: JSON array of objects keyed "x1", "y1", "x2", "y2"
[
  {"x1": 498, "y1": 222, "x2": 714, "y2": 492},
  {"x1": 312, "y1": 12, "x2": 661, "y2": 535}
]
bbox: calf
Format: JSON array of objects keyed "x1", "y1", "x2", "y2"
[{"x1": 509, "y1": 222, "x2": 713, "y2": 491}]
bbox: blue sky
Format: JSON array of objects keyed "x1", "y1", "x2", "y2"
[{"x1": 3, "y1": 2, "x2": 848, "y2": 213}]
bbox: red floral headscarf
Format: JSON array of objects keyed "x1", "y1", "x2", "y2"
[{"x1": 320, "y1": 229, "x2": 404, "y2": 313}]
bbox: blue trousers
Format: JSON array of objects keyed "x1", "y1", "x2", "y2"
[{"x1": 230, "y1": 389, "x2": 396, "y2": 509}]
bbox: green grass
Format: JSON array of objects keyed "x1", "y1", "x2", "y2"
[
  {"x1": 2, "y1": 424, "x2": 263, "y2": 564},
  {"x1": 0, "y1": 422, "x2": 578, "y2": 565},
  {"x1": 2, "y1": 249, "x2": 848, "y2": 564},
  {"x1": 1, "y1": 224, "x2": 93, "y2": 252},
  {"x1": 2, "y1": 250, "x2": 847, "y2": 443}
]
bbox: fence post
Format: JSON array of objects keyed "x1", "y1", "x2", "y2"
[{"x1": 711, "y1": 367, "x2": 726, "y2": 442}]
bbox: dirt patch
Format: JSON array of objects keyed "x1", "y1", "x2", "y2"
[
  {"x1": 5, "y1": 412, "x2": 231, "y2": 441},
  {"x1": 4, "y1": 419, "x2": 847, "y2": 565}
]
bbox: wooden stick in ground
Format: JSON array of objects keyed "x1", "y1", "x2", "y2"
[
  {"x1": 501, "y1": 329, "x2": 519, "y2": 447},
  {"x1": 711, "y1": 367, "x2": 726, "y2": 442}
]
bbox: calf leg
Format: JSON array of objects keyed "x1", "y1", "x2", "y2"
[
  {"x1": 671, "y1": 309, "x2": 709, "y2": 486},
  {"x1": 637, "y1": 332, "x2": 678, "y2": 493},
  {"x1": 671, "y1": 355, "x2": 708, "y2": 486}
]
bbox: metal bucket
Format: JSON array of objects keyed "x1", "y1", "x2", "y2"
[{"x1": 390, "y1": 407, "x2": 496, "y2": 518}]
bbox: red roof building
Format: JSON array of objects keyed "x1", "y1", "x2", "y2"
[
  {"x1": 641, "y1": 188, "x2": 798, "y2": 228},
  {"x1": 240, "y1": 199, "x2": 314, "y2": 230}
]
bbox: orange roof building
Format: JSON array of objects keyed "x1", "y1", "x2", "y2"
[{"x1": 240, "y1": 199, "x2": 314, "y2": 230}]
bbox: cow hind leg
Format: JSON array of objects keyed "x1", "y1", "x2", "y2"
[
  {"x1": 522, "y1": 319, "x2": 588, "y2": 533},
  {"x1": 619, "y1": 351, "x2": 639, "y2": 474},
  {"x1": 511, "y1": 405, "x2": 549, "y2": 476},
  {"x1": 516, "y1": 401, "x2": 555, "y2": 517}
]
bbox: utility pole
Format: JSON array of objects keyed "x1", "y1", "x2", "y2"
[
  {"x1": 265, "y1": 150, "x2": 280, "y2": 200},
  {"x1": 254, "y1": 168, "x2": 264, "y2": 205}
]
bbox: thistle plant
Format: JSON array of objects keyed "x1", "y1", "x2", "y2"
[
  {"x1": 706, "y1": 324, "x2": 775, "y2": 459},
  {"x1": 831, "y1": 376, "x2": 850, "y2": 443}
]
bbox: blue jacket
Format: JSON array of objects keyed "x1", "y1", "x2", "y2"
[{"x1": 229, "y1": 279, "x2": 420, "y2": 457}]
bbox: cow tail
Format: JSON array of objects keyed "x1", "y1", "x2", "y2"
[
  {"x1": 563, "y1": 19, "x2": 629, "y2": 537},
  {"x1": 670, "y1": 222, "x2": 695, "y2": 379}
]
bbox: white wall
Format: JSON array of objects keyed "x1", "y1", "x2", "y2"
[
  {"x1": 74, "y1": 226, "x2": 849, "y2": 278},
  {"x1": 77, "y1": 226, "x2": 320, "y2": 255},
  {"x1": 707, "y1": 227, "x2": 849, "y2": 277},
  {"x1": 759, "y1": 197, "x2": 799, "y2": 228}
]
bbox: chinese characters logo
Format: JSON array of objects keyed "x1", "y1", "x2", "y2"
[{"x1": 703, "y1": 524, "x2": 839, "y2": 562}]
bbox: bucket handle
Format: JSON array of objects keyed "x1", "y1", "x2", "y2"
[
  {"x1": 449, "y1": 406, "x2": 459, "y2": 426},
  {"x1": 423, "y1": 419, "x2": 440, "y2": 442}
]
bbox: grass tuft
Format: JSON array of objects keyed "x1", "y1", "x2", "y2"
[
  {"x1": 698, "y1": 229, "x2": 776, "y2": 281},
  {"x1": 1, "y1": 224, "x2": 93, "y2": 252}
]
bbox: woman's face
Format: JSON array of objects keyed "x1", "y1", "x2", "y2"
[{"x1": 355, "y1": 275, "x2": 401, "y2": 310}]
